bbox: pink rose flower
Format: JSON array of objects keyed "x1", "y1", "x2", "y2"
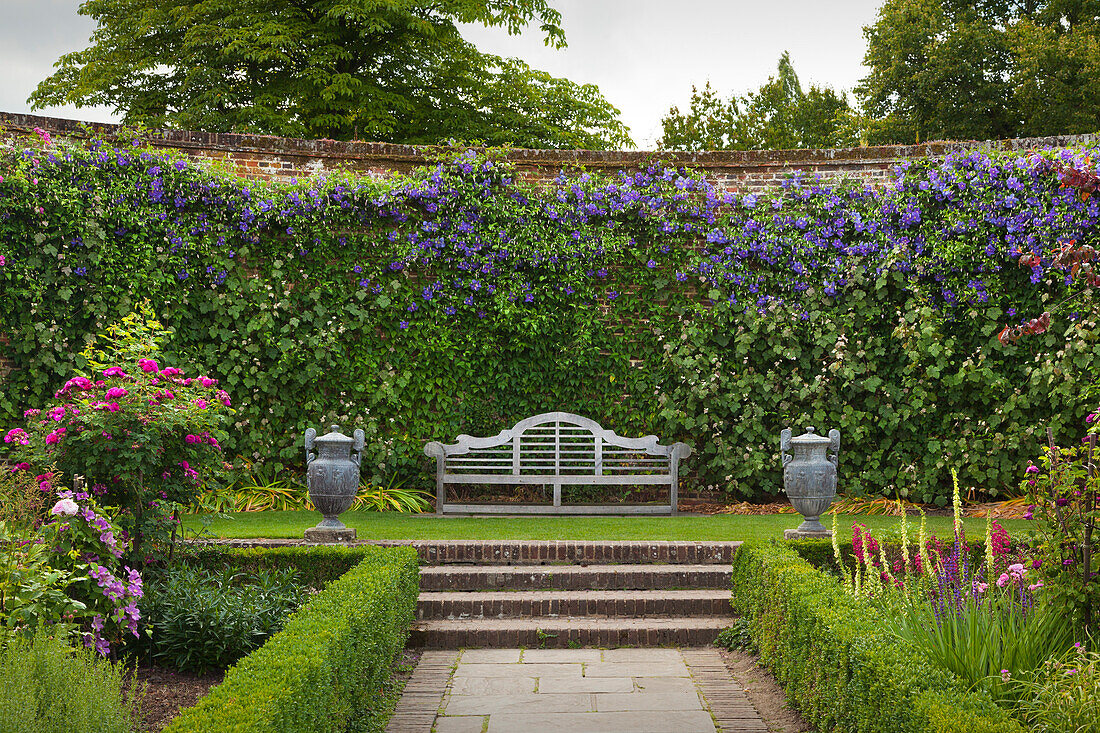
[
  {"x1": 138, "y1": 358, "x2": 159, "y2": 373},
  {"x1": 102, "y1": 367, "x2": 128, "y2": 378},
  {"x1": 51, "y1": 498, "x2": 78, "y2": 516},
  {"x1": 105, "y1": 387, "x2": 128, "y2": 399}
]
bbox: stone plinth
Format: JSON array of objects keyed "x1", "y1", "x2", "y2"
[
  {"x1": 304, "y1": 526, "x2": 357, "y2": 543},
  {"x1": 783, "y1": 529, "x2": 833, "y2": 541}
]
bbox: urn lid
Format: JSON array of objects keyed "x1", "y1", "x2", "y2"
[
  {"x1": 315, "y1": 425, "x2": 354, "y2": 446},
  {"x1": 789, "y1": 427, "x2": 831, "y2": 446}
]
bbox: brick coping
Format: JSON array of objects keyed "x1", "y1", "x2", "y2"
[
  {"x1": 184, "y1": 538, "x2": 743, "y2": 565},
  {"x1": 5, "y1": 110, "x2": 1099, "y2": 171}
]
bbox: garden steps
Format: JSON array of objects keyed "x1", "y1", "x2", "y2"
[
  {"x1": 418, "y1": 564, "x2": 733, "y2": 592},
  {"x1": 406, "y1": 541, "x2": 738, "y2": 648},
  {"x1": 408, "y1": 616, "x2": 733, "y2": 648},
  {"x1": 416, "y1": 589, "x2": 734, "y2": 620}
]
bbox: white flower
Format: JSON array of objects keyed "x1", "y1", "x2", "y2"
[{"x1": 50, "y1": 498, "x2": 78, "y2": 517}]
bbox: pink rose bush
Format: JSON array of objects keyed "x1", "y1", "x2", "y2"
[{"x1": 2, "y1": 359, "x2": 232, "y2": 561}]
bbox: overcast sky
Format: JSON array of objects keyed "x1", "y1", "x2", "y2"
[{"x1": 2, "y1": 0, "x2": 883, "y2": 149}]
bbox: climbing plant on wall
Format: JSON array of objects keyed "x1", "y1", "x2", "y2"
[{"x1": 1, "y1": 128, "x2": 1098, "y2": 504}]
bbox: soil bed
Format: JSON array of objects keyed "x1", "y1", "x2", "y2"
[{"x1": 127, "y1": 665, "x2": 224, "y2": 733}]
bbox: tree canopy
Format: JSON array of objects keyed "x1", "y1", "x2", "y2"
[
  {"x1": 657, "y1": 52, "x2": 853, "y2": 151},
  {"x1": 30, "y1": 0, "x2": 633, "y2": 149},
  {"x1": 857, "y1": 0, "x2": 1100, "y2": 144}
]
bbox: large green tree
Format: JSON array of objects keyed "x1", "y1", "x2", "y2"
[
  {"x1": 858, "y1": 0, "x2": 1100, "y2": 144},
  {"x1": 658, "y1": 52, "x2": 853, "y2": 151},
  {"x1": 30, "y1": 0, "x2": 632, "y2": 149}
]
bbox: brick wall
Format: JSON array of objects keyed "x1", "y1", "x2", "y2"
[{"x1": 4, "y1": 111, "x2": 1098, "y2": 191}]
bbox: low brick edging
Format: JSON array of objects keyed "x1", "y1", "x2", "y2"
[
  {"x1": 185, "y1": 538, "x2": 742, "y2": 564},
  {"x1": 384, "y1": 650, "x2": 457, "y2": 733},
  {"x1": 682, "y1": 648, "x2": 770, "y2": 733}
]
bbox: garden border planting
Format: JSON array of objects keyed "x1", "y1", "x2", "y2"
[
  {"x1": 731, "y1": 541, "x2": 1025, "y2": 733},
  {"x1": 164, "y1": 545, "x2": 419, "y2": 733}
]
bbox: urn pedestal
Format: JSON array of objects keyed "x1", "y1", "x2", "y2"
[
  {"x1": 780, "y1": 427, "x2": 840, "y2": 539},
  {"x1": 303, "y1": 425, "x2": 364, "y2": 543}
]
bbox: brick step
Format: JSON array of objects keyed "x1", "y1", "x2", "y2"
[
  {"x1": 373, "y1": 540, "x2": 741, "y2": 566},
  {"x1": 409, "y1": 617, "x2": 731, "y2": 649},
  {"x1": 419, "y1": 564, "x2": 732, "y2": 592},
  {"x1": 416, "y1": 589, "x2": 734, "y2": 620}
]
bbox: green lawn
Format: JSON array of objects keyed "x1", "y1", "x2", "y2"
[{"x1": 182, "y1": 509, "x2": 1030, "y2": 543}]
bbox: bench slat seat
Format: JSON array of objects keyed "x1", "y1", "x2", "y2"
[{"x1": 424, "y1": 412, "x2": 691, "y2": 515}]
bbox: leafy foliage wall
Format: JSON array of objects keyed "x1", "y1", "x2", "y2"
[{"x1": 2, "y1": 132, "x2": 1098, "y2": 504}]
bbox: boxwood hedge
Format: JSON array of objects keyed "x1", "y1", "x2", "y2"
[
  {"x1": 731, "y1": 541, "x2": 1024, "y2": 733},
  {"x1": 164, "y1": 545, "x2": 419, "y2": 733}
]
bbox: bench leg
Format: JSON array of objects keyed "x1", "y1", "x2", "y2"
[{"x1": 553, "y1": 482, "x2": 561, "y2": 507}]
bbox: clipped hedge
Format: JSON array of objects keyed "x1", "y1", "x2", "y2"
[
  {"x1": 731, "y1": 541, "x2": 1024, "y2": 733},
  {"x1": 164, "y1": 545, "x2": 419, "y2": 733},
  {"x1": 176, "y1": 544, "x2": 387, "y2": 589}
]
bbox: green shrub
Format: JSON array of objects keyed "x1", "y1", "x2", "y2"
[
  {"x1": 164, "y1": 545, "x2": 419, "y2": 733},
  {"x1": 731, "y1": 541, "x2": 1025, "y2": 733},
  {"x1": 176, "y1": 544, "x2": 385, "y2": 589},
  {"x1": 132, "y1": 564, "x2": 307, "y2": 673},
  {"x1": 0, "y1": 632, "x2": 141, "y2": 733}
]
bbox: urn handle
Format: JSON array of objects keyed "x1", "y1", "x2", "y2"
[
  {"x1": 351, "y1": 429, "x2": 365, "y2": 467},
  {"x1": 828, "y1": 429, "x2": 840, "y2": 467},
  {"x1": 780, "y1": 428, "x2": 792, "y2": 467},
  {"x1": 304, "y1": 427, "x2": 317, "y2": 464}
]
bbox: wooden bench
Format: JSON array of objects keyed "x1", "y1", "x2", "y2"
[{"x1": 424, "y1": 412, "x2": 691, "y2": 515}]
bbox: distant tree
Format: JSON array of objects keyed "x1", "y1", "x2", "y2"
[
  {"x1": 857, "y1": 0, "x2": 1100, "y2": 144},
  {"x1": 30, "y1": 0, "x2": 633, "y2": 150},
  {"x1": 658, "y1": 52, "x2": 852, "y2": 151}
]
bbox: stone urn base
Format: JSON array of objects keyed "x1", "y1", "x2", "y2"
[
  {"x1": 305, "y1": 526, "x2": 357, "y2": 543},
  {"x1": 783, "y1": 528, "x2": 833, "y2": 540}
]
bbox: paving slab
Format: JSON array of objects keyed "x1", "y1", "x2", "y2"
[
  {"x1": 459, "y1": 649, "x2": 522, "y2": 663},
  {"x1": 433, "y1": 717, "x2": 486, "y2": 733},
  {"x1": 444, "y1": 692, "x2": 593, "y2": 715},
  {"x1": 537, "y1": 675, "x2": 634, "y2": 694},
  {"x1": 600, "y1": 648, "x2": 684, "y2": 663},
  {"x1": 593, "y1": 690, "x2": 705, "y2": 712},
  {"x1": 631, "y1": 675, "x2": 698, "y2": 693},
  {"x1": 484, "y1": 710, "x2": 717, "y2": 733},
  {"x1": 583, "y1": 661, "x2": 690, "y2": 677},
  {"x1": 521, "y1": 648, "x2": 603, "y2": 663},
  {"x1": 451, "y1": 662, "x2": 581, "y2": 678},
  {"x1": 449, "y1": 676, "x2": 536, "y2": 695}
]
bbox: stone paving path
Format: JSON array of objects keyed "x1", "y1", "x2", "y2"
[{"x1": 387, "y1": 647, "x2": 768, "y2": 733}]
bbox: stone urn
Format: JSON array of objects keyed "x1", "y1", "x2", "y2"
[
  {"x1": 303, "y1": 425, "x2": 364, "y2": 542},
  {"x1": 780, "y1": 427, "x2": 840, "y2": 539}
]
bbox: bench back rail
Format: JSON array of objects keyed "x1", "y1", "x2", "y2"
[{"x1": 424, "y1": 412, "x2": 691, "y2": 515}]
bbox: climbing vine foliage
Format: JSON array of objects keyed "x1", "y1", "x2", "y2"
[{"x1": 2, "y1": 129, "x2": 1099, "y2": 504}]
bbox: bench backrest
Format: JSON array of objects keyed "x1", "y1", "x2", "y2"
[{"x1": 425, "y1": 412, "x2": 690, "y2": 478}]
